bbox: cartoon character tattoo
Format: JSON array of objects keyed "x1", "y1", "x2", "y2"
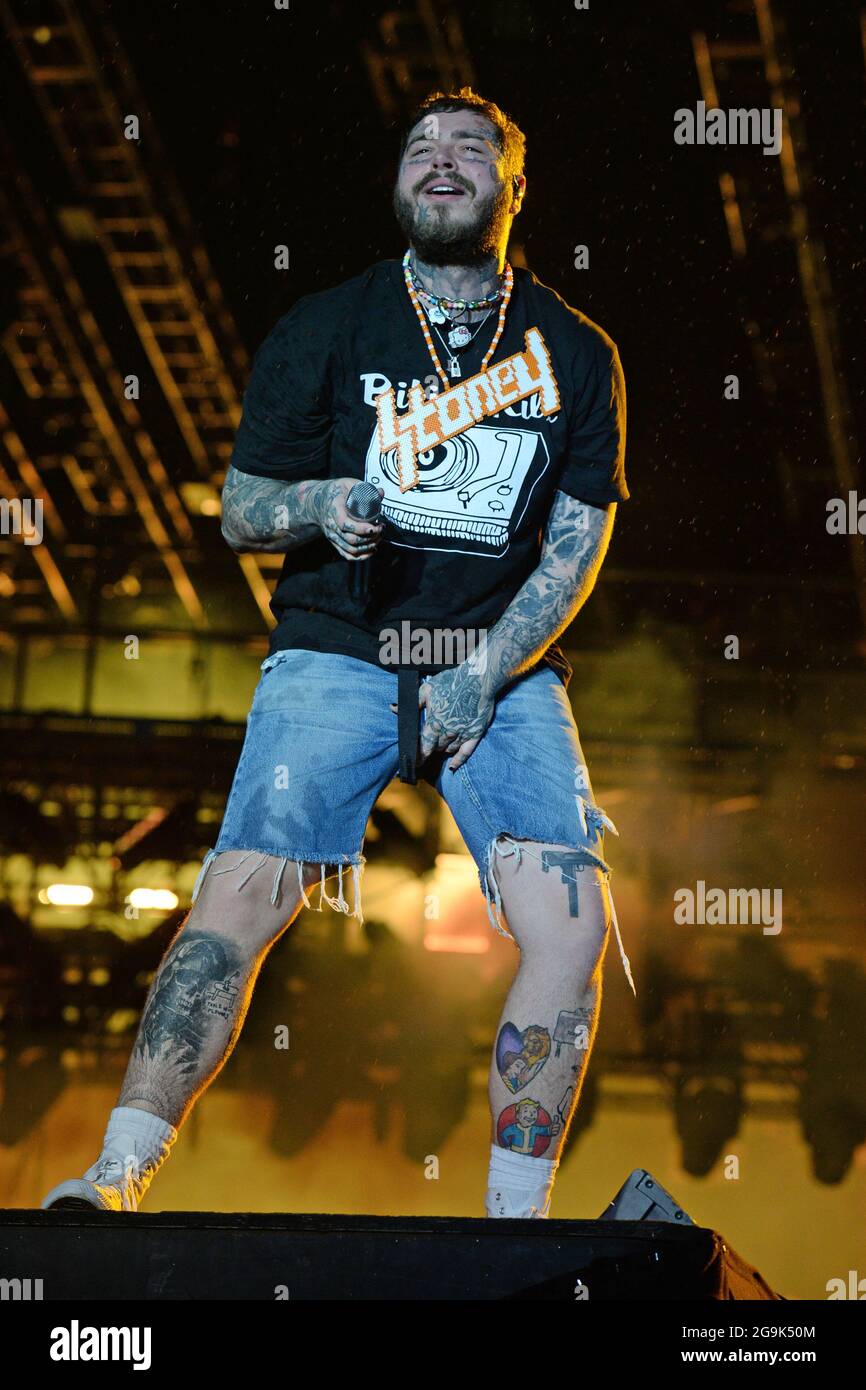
[
  {"x1": 496, "y1": 1022, "x2": 552, "y2": 1093},
  {"x1": 497, "y1": 1098, "x2": 562, "y2": 1156}
]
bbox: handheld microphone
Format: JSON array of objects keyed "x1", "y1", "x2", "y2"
[{"x1": 346, "y1": 482, "x2": 383, "y2": 604}]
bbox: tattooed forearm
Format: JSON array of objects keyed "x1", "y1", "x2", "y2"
[
  {"x1": 221, "y1": 467, "x2": 385, "y2": 560},
  {"x1": 479, "y1": 492, "x2": 615, "y2": 696},
  {"x1": 219, "y1": 464, "x2": 325, "y2": 552},
  {"x1": 418, "y1": 495, "x2": 613, "y2": 767}
]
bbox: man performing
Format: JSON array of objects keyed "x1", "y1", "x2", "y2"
[{"x1": 42, "y1": 87, "x2": 632, "y2": 1221}]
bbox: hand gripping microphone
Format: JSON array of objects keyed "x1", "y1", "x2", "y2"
[{"x1": 346, "y1": 481, "x2": 383, "y2": 604}]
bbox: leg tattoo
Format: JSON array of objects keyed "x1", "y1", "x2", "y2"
[
  {"x1": 496, "y1": 1022, "x2": 552, "y2": 1093},
  {"x1": 540, "y1": 849, "x2": 600, "y2": 917},
  {"x1": 553, "y1": 1006, "x2": 593, "y2": 1061},
  {"x1": 496, "y1": 1096, "x2": 562, "y2": 1155},
  {"x1": 489, "y1": 848, "x2": 610, "y2": 1169},
  {"x1": 120, "y1": 929, "x2": 249, "y2": 1126}
]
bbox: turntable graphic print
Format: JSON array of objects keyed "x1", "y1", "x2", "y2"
[
  {"x1": 365, "y1": 325, "x2": 562, "y2": 557},
  {"x1": 364, "y1": 420, "x2": 550, "y2": 558}
]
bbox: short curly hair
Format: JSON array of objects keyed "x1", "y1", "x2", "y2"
[{"x1": 399, "y1": 87, "x2": 526, "y2": 180}]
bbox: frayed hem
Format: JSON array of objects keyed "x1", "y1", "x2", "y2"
[
  {"x1": 480, "y1": 832, "x2": 636, "y2": 998},
  {"x1": 191, "y1": 847, "x2": 365, "y2": 922}
]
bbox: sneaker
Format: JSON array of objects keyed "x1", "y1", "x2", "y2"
[
  {"x1": 42, "y1": 1153, "x2": 151, "y2": 1212},
  {"x1": 41, "y1": 1106, "x2": 178, "y2": 1212},
  {"x1": 485, "y1": 1186, "x2": 551, "y2": 1218}
]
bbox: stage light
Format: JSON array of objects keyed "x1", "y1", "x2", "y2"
[
  {"x1": 710, "y1": 795, "x2": 761, "y2": 815},
  {"x1": 103, "y1": 574, "x2": 142, "y2": 599},
  {"x1": 40, "y1": 884, "x2": 94, "y2": 906},
  {"x1": 180, "y1": 481, "x2": 221, "y2": 516},
  {"x1": 114, "y1": 801, "x2": 199, "y2": 869},
  {"x1": 423, "y1": 932, "x2": 489, "y2": 954},
  {"x1": 104, "y1": 1009, "x2": 141, "y2": 1034},
  {"x1": 126, "y1": 888, "x2": 179, "y2": 910}
]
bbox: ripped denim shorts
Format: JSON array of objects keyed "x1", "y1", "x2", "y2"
[{"x1": 191, "y1": 649, "x2": 634, "y2": 991}]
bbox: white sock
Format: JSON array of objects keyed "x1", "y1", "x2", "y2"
[
  {"x1": 87, "y1": 1105, "x2": 178, "y2": 1179},
  {"x1": 486, "y1": 1143, "x2": 560, "y2": 1218}
]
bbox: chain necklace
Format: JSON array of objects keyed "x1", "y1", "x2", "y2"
[
  {"x1": 402, "y1": 249, "x2": 513, "y2": 391},
  {"x1": 404, "y1": 248, "x2": 505, "y2": 315},
  {"x1": 428, "y1": 303, "x2": 496, "y2": 379}
]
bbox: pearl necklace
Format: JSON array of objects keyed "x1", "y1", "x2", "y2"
[{"x1": 402, "y1": 249, "x2": 514, "y2": 391}]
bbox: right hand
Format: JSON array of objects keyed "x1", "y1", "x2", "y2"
[{"x1": 312, "y1": 479, "x2": 385, "y2": 561}]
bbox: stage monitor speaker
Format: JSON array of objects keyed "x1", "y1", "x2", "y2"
[
  {"x1": 600, "y1": 1168, "x2": 694, "y2": 1224},
  {"x1": 0, "y1": 1209, "x2": 783, "y2": 1300}
]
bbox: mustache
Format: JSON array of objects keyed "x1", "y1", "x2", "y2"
[{"x1": 415, "y1": 174, "x2": 474, "y2": 196}]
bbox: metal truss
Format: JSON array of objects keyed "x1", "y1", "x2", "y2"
[
  {"x1": 0, "y1": 0, "x2": 279, "y2": 631},
  {"x1": 692, "y1": 0, "x2": 865, "y2": 631}
]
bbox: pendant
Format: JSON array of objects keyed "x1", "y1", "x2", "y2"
[
  {"x1": 449, "y1": 357, "x2": 461, "y2": 378},
  {"x1": 447, "y1": 324, "x2": 473, "y2": 349},
  {"x1": 428, "y1": 305, "x2": 447, "y2": 325}
]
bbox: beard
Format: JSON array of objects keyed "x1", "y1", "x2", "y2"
[{"x1": 392, "y1": 179, "x2": 513, "y2": 265}]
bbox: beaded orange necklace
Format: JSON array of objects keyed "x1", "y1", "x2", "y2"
[{"x1": 402, "y1": 250, "x2": 514, "y2": 392}]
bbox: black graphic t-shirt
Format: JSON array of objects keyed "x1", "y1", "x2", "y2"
[{"x1": 230, "y1": 259, "x2": 628, "y2": 687}]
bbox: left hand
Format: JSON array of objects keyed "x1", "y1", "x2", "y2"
[{"x1": 391, "y1": 664, "x2": 495, "y2": 771}]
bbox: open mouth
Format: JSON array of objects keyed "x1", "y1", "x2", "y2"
[{"x1": 421, "y1": 182, "x2": 468, "y2": 201}]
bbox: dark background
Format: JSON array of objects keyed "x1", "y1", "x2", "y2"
[
  {"x1": 115, "y1": 0, "x2": 866, "y2": 580},
  {"x1": 1, "y1": 1, "x2": 865, "y2": 1292}
]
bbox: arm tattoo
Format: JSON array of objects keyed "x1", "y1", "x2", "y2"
[
  {"x1": 420, "y1": 494, "x2": 614, "y2": 756},
  {"x1": 480, "y1": 491, "x2": 615, "y2": 696},
  {"x1": 220, "y1": 464, "x2": 326, "y2": 552}
]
